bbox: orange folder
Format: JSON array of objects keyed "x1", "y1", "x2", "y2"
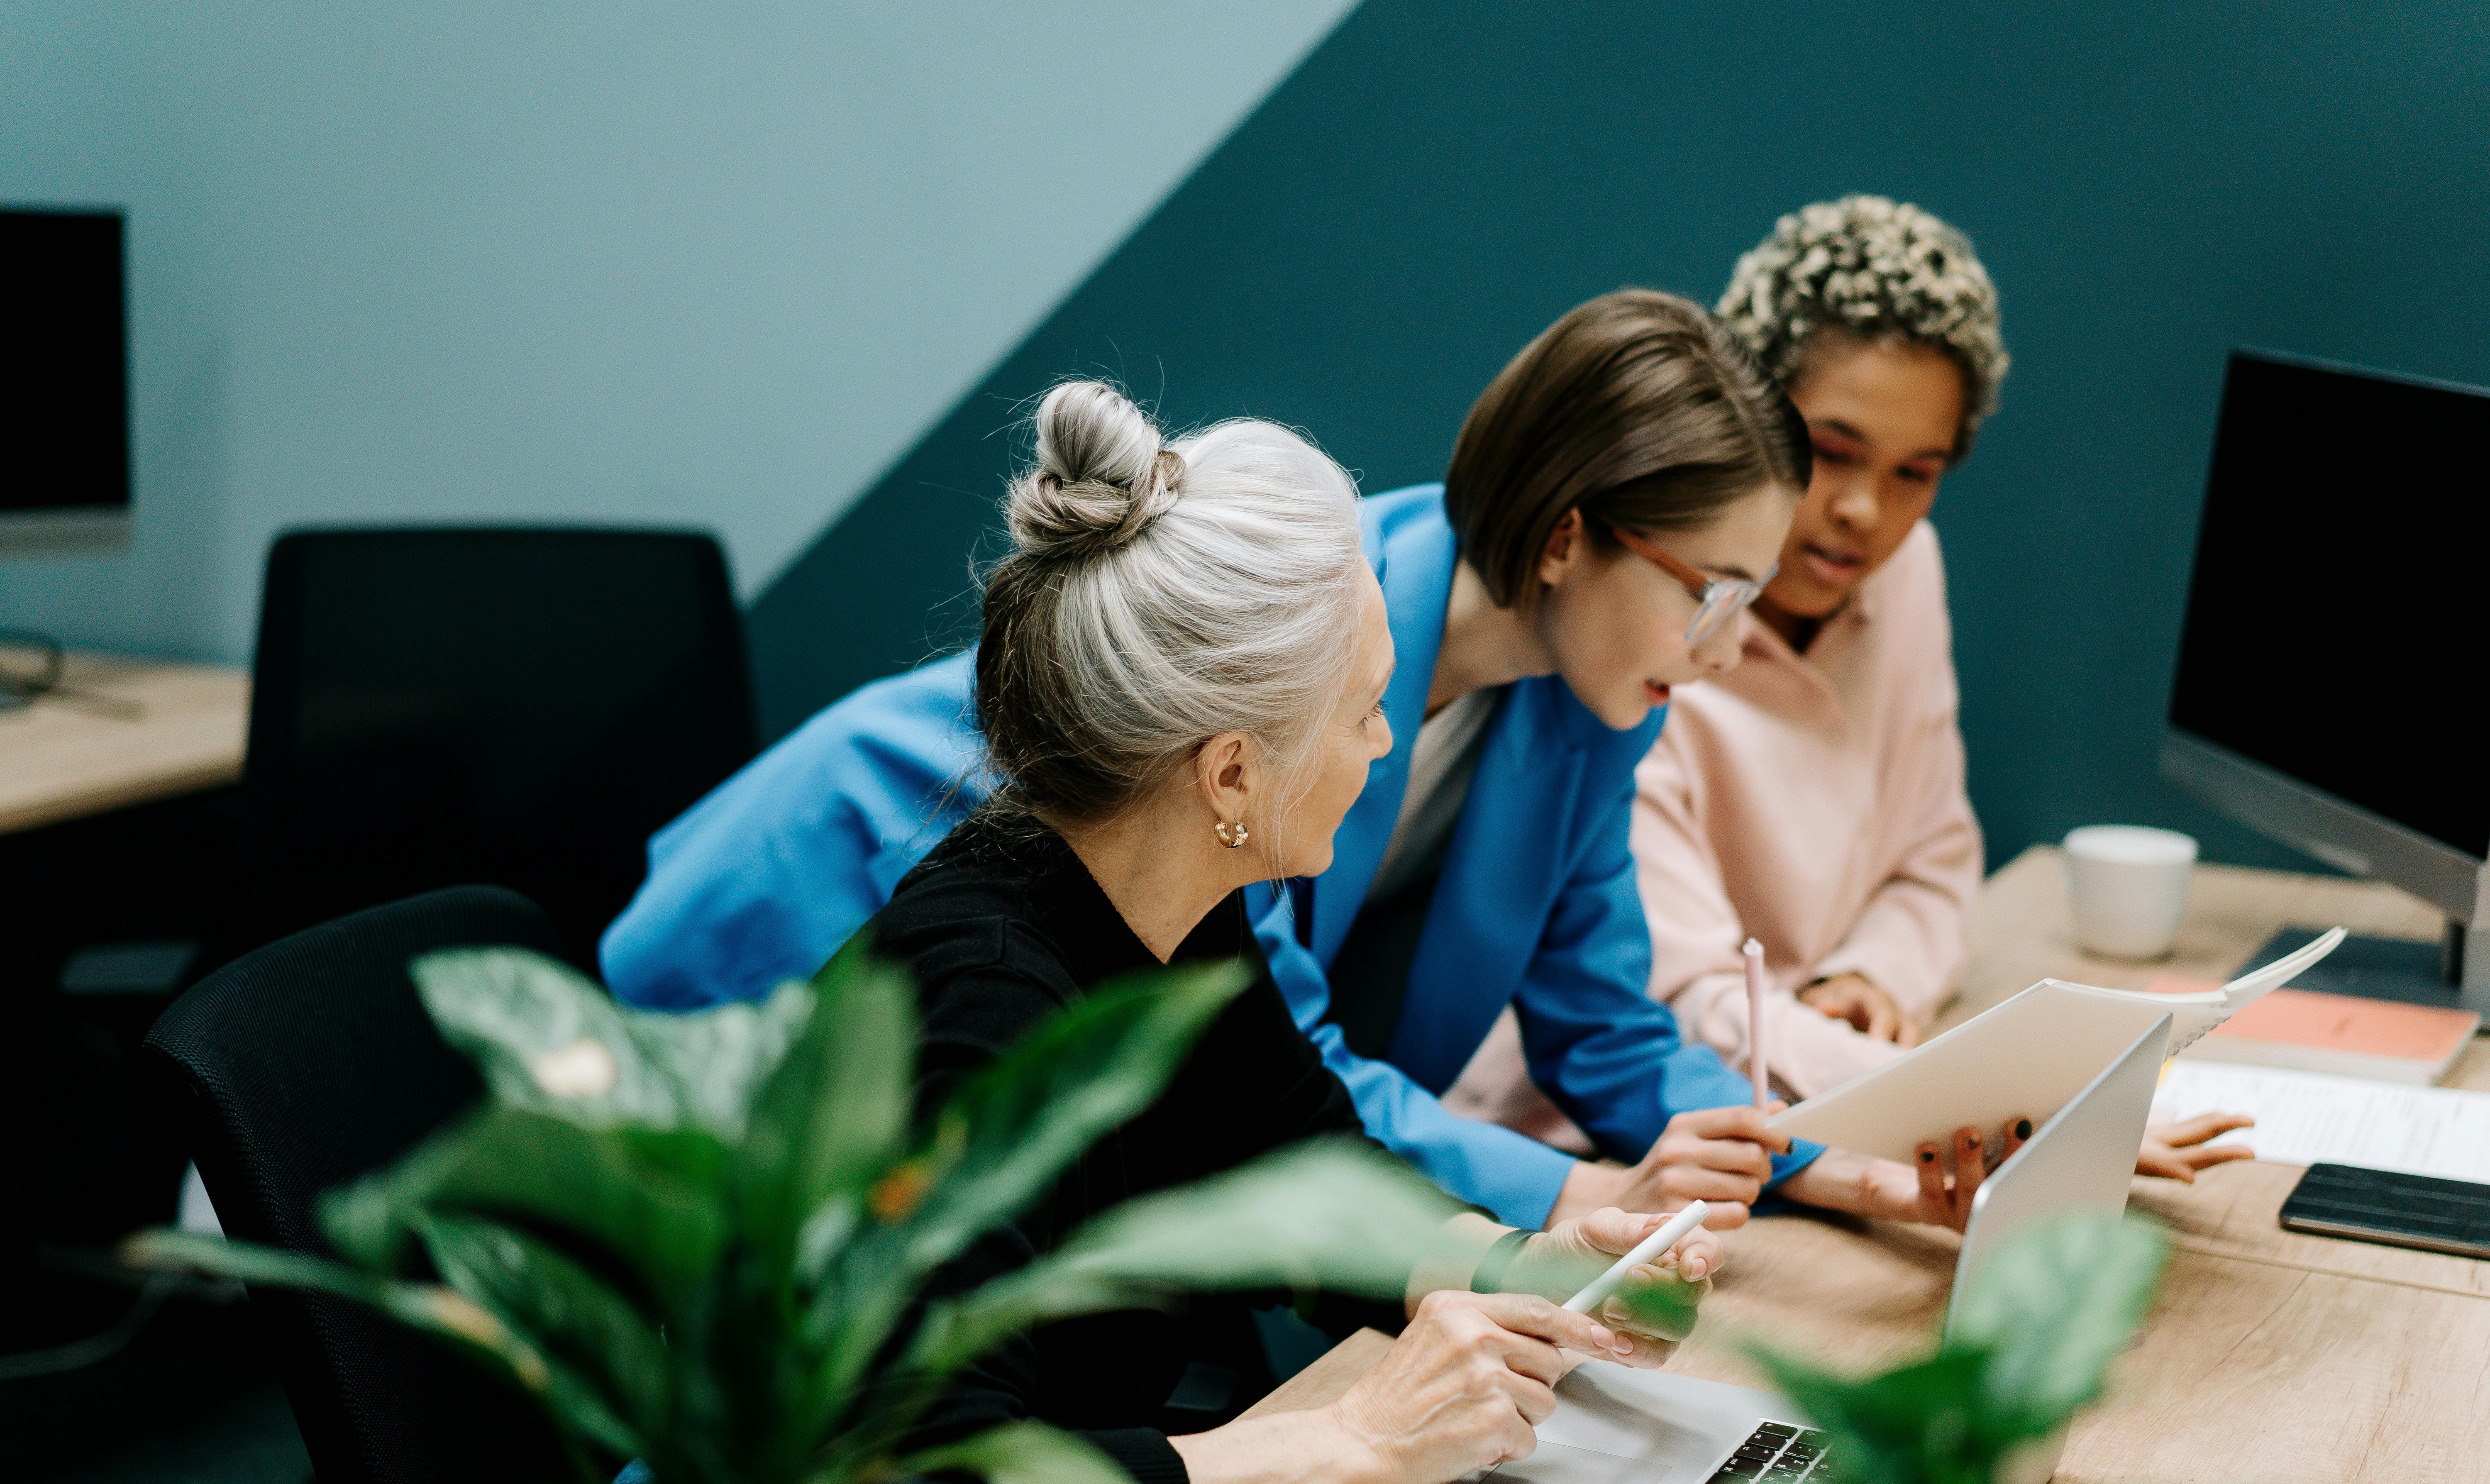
[{"x1": 2145, "y1": 977, "x2": 2478, "y2": 1085}]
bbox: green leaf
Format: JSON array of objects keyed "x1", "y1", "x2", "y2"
[
  {"x1": 903, "y1": 1140, "x2": 1457, "y2": 1382},
  {"x1": 901, "y1": 960, "x2": 1255, "y2": 1274},
  {"x1": 148, "y1": 947, "x2": 1482, "y2": 1484},
  {"x1": 128, "y1": 1227, "x2": 412, "y2": 1309},
  {"x1": 414, "y1": 1211, "x2": 670, "y2": 1460},
  {"x1": 1502, "y1": 1238, "x2": 1707, "y2": 1341},
  {"x1": 1593, "y1": 1271, "x2": 1706, "y2": 1344},
  {"x1": 1748, "y1": 1346, "x2": 2002, "y2": 1484},
  {"x1": 411, "y1": 948, "x2": 812, "y2": 1139},
  {"x1": 622, "y1": 981, "x2": 816, "y2": 1140},
  {"x1": 740, "y1": 935, "x2": 916, "y2": 1280},
  {"x1": 318, "y1": 1106, "x2": 730, "y2": 1311},
  {"x1": 790, "y1": 960, "x2": 1255, "y2": 1444},
  {"x1": 1739, "y1": 1214, "x2": 2173, "y2": 1484},
  {"x1": 1948, "y1": 1214, "x2": 2170, "y2": 1422},
  {"x1": 411, "y1": 948, "x2": 688, "y2": 1125},
  {"x1": 124, "y1": 1228, "x2": 561, "y2": 1401},
  {"x1": 891, "y1": 1420, "x2": 1134, "y2": 1484}
]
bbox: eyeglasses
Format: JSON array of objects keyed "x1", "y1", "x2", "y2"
[{"x1": 1602, "y1": 526, "x2": 1776, "y2": 648}]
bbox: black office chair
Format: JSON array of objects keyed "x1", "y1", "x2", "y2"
[
  {"x1": 238, "y1": 526, "x2": 757, "y2": 971},
  {"x1": 140, "y1": 886, "x2": 579, "y2": 1484}
]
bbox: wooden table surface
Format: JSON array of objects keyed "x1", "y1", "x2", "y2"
[
  {"x1": 1247, "y1": 848, "x2": 2490, "y2": 1482},
  {"x1": 0, "y1": 653, "x2": 250, "y2": 835}
]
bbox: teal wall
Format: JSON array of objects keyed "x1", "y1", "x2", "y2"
[
  {"x1": 12, "y1": 3, "x2": 2484, "y2": 873},
  {"x1": 754, "y1": 0, "x2": 2490, "y2": 873},
  {"x1": 0, "y1": 1, "x2": 1355, "y2": 659}
]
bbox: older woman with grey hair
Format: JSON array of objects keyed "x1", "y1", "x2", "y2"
[{"x1": 870, "y1": 381, "x2": 1723, "y2": 1484}]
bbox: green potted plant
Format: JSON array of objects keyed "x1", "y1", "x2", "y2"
[
  {"x1": 129, "y1": 940, "x2": 1469, "y2": 1484},
  {"x1": 1750, "y1": 1214, "x2": 2171, "y2": 1484}
]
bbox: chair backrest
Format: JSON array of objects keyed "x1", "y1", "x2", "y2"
[
  {"x1": 242, "y1": 526, "x2": 757, "y2": 967},
  {"x1": 141, "y1": 886, "x2": 579, "y2": 1484}
]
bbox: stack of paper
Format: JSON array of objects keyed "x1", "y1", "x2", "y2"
[{"x1": 2151, "y1": 1060, "x2": 2490, "y2": 1182}]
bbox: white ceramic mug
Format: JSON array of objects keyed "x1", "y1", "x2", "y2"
[{"x1": 2062, "y1": 825, "x2": 2197, "y2": 960}]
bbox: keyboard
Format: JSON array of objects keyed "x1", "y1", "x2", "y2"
[{"x1": 1709, "y1": 1421, "x2": 1838, "y2": 1480}]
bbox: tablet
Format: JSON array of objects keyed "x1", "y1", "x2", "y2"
[{"x1": 2278, "y1": 1162, "x2": 2490, "y2": 1260}]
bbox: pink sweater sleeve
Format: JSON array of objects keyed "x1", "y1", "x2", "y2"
[
  {"x1": 1804, "y1": 717, "x2": 1980, "y2": 1021},
  {"x1": 1633, "y1": 735, "x2": 1909, "y2": 1098},
  {"x1": 1629, "y1": 737, "x2": 1747, "y2": 1036},
  {"x1": 1804, "y1": 553, "x2": 1984, "y2": 1023}
]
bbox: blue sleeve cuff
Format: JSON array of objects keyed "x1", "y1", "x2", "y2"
[
  {"x1": 1476, "y1": 1134, "x2": 1579, "y2": 1230},
  {"x1": 1768, "y1": 1137, "x2": 1826, "y2": 1188},
  {"x1": 1749, "y1": 1137, "x2": 1825, "y2": 1218}
]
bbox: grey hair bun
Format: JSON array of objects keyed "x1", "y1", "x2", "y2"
[{"x1": 1006, "y1": 381, "x2": 1187, "y2": 560}]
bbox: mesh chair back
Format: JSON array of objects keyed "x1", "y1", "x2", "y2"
[
  {"x1": 141, "y1": 886, "x2": 578, "y2": 1484},
  {"x1": 243, "y1": 527, "x2": 756, "y2": 967}
]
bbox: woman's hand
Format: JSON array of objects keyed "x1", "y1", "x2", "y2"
[
  {"x1": 1500, "y1": 1207, "x2": 1721, "y2": 1367},
  {"x1": 2138, "y1": 1111, "x2": 2255, "y2": 1181},
  {"x1": 1782, "y1": 1115, "x2": 2031, "y2": 1232},
  {"x1": 1330, "y1": 1291, "x2": 1632, "y2": 1484},
  {"x1": 1551, "y1": 1105, "x2": 1793, "y2": 1229},
  {"x1": 1796, "y1": 973, "x2": 1922, "y2": 1046}
]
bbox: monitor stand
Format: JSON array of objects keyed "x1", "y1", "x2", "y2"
[{"x1": 2241, "y1": 923, "x2": 2465, "y2": 1009}]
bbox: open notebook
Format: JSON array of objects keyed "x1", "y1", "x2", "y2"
[{"x1": 1767, "y1": 928, "x2": 2346, "y2": 1162}]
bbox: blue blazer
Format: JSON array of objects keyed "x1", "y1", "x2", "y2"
[{"x1": 603, "y1": 486, "x2": 1815, "y2": 1224}]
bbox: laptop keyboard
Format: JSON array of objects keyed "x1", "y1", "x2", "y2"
[{"x1": 1709, "y1": 1421, "x2": 1838, "y2": 1481}]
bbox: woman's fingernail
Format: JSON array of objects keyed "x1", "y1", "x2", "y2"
[
  {"x1": 1919, "y1": 1148, "x2": 1937, "y2": 1163},
  {"x1": 2015, "y1": 1118, "x2": 2033, "y2": 1140}
]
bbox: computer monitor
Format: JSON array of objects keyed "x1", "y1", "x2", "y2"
[
  {"x1": 2, "y1": 207, "x2": 130, "y2": 548},
  {"x1": 2161, "y1": 349, "x2": 2490, "y2": 1012}
]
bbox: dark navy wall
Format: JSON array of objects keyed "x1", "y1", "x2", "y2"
[{"x1": 750, "y1": 1, "x2": 2490, "y2": 872}]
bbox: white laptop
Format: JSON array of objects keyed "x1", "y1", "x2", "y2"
[{"x1": 1486, "y1": 1013, "x2": 2171, "y2": 1484}]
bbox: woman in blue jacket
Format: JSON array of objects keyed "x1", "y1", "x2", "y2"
[{"x1": 606, "y1": 290, "x2": 1995, "y2": 1233}]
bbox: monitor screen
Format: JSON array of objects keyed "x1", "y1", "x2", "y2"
[
  {"x1": 2, "y1": 208, "x2": 129, "y2": 516},
  {"x1": 2169, "y1": 351, "x2": 2488, "y2": 860}
]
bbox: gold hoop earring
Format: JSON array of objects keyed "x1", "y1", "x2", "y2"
[{"x1": 1214, "y1": 820, "x2": 1250, "y2": 850}]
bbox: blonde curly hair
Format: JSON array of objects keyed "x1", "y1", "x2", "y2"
[{"x1": 1717, "y1": 195, "x2": 2008, "y2": 459}]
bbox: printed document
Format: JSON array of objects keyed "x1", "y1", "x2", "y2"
[{"x1": 2153, "y1": 1060, "x2": 2490, "y2": 1182}]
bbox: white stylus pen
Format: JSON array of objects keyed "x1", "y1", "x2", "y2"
[{"x1": 1561, "y1": 1200, "x2": 1710, "y2": 1313}]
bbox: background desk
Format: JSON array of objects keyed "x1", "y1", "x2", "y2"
[
  {"x1": 1247, "y1": 848, "x2": 2490, "y2": 1482},
  {"x1": 0, "y1": 653, "x2": 250, "y2": 835},
  {"x1": 2, "y1": 653, "x2": 251, "y2": 1290}
]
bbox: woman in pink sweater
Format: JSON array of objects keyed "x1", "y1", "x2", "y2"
[
  {"x1": 1638, "y1": 195, "x2": 1999, "y2": 1099},
  {"x1": 1453, "y1": 197, "x2": 2247, "y2": 1177}
]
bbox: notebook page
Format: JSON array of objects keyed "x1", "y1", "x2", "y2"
[{"x1": 2152, "y1": 1061, "x2": 2490, "y2": 1182}]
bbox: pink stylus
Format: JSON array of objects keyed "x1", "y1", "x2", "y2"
[{"x1": 1743, "y1": 937, "x2": 1769, "y2": 1109}]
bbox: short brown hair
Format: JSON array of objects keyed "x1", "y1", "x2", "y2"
[{"x1": 1445, "y1": 289, "x2": 1810, "y2": 609}]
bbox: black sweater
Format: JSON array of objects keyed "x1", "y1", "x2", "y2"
[{"x1": 870, "y1": 815, "x2": 1398, "y2": 1483}]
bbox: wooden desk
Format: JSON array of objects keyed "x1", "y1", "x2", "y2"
[
  {"x1": 0, "y1": 653, "x2": 250, "y2": 835},
  {"x1": 1247, "y1": 848, "x2": 2490, "y2": 1482}
]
